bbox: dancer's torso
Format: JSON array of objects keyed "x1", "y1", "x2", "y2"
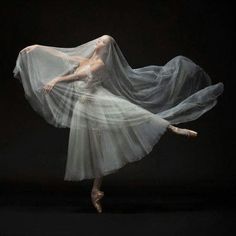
[{"x1": 73, "y1": 58, "x2": 103, "y2": 75}]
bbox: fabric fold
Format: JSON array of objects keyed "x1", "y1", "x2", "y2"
[{"x1": 13, "y1": 35, "x2": 224, "y2": 180}]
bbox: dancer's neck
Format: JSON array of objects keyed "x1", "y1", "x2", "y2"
[{"x1": 90, "y1": 51, "x2": 100, "y2": 61}]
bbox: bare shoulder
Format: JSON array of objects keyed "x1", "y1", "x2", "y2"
[
  {"x1": 88, "y1": 58, "x2": 104, "y2": 67},
  {"x1": 90, "y1": 59, "x2": 105, "y2": 71},
  {"x1": 96, "y1": 59, "x2": 105, "y2": 66}
]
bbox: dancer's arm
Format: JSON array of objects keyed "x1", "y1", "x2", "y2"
[
  {"x1": 42, "y1": 72, "x2": 86, "y2": 94},
  {"x1": 56, "y1": 60, "x2": 105, "y2": 82},
  {"x1": 20, "y1": 44, "x2": 85, "y2": 61},
  {"x1": 54, "y1": 71, "x2": 87, "y2": 83},
  {"x1": 43, "y1": 61, "x2": 105, "y2": 93},
  {"x1": 41, "y1": 46, "x2": 86, "y2": 61}
]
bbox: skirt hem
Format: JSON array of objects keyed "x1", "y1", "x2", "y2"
[{"x1": 63, "y1": 121, "x2": 169, "y2": 182}]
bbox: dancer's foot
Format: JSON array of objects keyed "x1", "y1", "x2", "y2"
[
  {"x1": 91, "y1": 189, "x2": 104, "y2": 213},
  {"x1": 168, "y1": 125, "x2": 198, "y2": 138}
]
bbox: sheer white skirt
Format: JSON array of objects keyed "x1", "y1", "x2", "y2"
[{"x1": 64, "y1": 85, "x2": 170, "y2": 181}]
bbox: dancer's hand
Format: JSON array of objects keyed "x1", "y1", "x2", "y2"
[{"x1": 43, "y1": 78, "x2": 58, "y2": 94}]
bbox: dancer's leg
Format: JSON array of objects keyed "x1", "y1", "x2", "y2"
[
  {"x1": 91, "y1": 177, "x2": 104, "y2": 213},
  {"x1": 92, "y1": 176, "x2": 103, "y2": 191},
  {"x1": 168, "y1": 124, "x2": 198, "y2": 138}
]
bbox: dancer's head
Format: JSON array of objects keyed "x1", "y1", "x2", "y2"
[{"x1": 94, "y1": 35, "x2": 114, "y2": 61}]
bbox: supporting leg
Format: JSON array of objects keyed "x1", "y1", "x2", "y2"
[{"x1": 91, "y1": 177, "x2": 104, "y2": 213}]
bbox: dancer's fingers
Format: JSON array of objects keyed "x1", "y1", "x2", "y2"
[{"x1": 43, "y1": 87, "x2": 50, "y2": 94}]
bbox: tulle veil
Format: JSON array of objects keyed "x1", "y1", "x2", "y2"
[
  {"x1": 13, "y1": 35, "x2": 224, "y2": 180},
  {"x1": 13, "y1": 35, "x2": 224, "y2": 129}
]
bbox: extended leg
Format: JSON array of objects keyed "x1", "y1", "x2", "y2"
[
  {"x1": 91, "y1": 177, "x2": 104, "y2": 213},
  {"x1": 168, "y1": 124, "x2": 198, "y2": 138}
]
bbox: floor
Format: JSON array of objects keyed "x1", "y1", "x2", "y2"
[{"x1": 0, "y1": 184, "x2": 235, "y2": 236}]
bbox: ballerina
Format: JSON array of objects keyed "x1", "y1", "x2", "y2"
[
  {"x1": 39, "y1": 37, "x2": 197, "y2": 213},
  {"x1": 14, "y1": 35, "x2": 223, "y2": 213}
]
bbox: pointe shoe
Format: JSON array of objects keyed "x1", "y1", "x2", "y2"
[
  {"x1": 169, "y1": 126, "x2": 198, "y2": 138},
  {"x1": 185, "y1": 129, "x2": 198, "y2": 138},
  {"x1": 91, "y1": 190, "x2": 104, "y2": 213}
]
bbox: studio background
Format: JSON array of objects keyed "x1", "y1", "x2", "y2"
[{"x1": 0, "y1": 0, "x2": 235, "y2": 199}]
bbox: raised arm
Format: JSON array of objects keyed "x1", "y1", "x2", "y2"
[{"x1": 20, "y1": 44, "x2": 86, "y2": 62}]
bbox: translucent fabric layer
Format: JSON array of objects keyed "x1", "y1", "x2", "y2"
[{"x1": 13, "y1": 35, "x2": 224, "y2": 180}]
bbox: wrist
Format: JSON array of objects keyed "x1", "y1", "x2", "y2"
[{"x1": 53, "y1": 76, "x2": 61, "y2": 83}]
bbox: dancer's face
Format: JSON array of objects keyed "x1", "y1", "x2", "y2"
[
  {"x1": 95, "y1": 36, "x2": 109, "y2": 50},
  {"x1": 96, "y1": 38, "x2": 106, "y2": 48},
  {"x1": 94, "y1": 35, "x2": 114, "y2": 60}
]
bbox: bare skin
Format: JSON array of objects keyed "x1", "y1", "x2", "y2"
[
  {"x1": 41, "y1": 58, "x2": 105, "y2": 95},
  {"x1": 167, "y1": 124, "x2": 198, "y2": 138},
  {"x1": 21, "y1": 36, "x2": 198, "y2": 213}
]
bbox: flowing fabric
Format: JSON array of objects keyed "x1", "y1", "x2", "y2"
[{"x1": 13, "y1": 35, "x2": 224, "y2": 181}]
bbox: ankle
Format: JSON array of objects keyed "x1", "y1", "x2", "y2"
[
  {"x1": 168, "y1": 125, "x2": 178, "y2": 132},
  {"x1": 92, "y1": 188, "x2": 100, "y2": 193}
]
